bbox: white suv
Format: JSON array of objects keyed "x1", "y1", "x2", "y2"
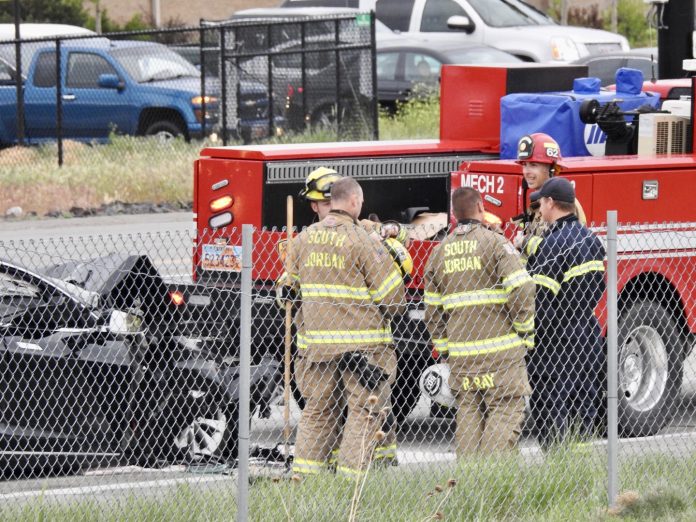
[{"x1": 280, "y1": 0, "x2": 630, "y2": 63}]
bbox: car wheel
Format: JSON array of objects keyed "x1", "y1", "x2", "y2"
[
  {"x1": 174, "y1": 404, "x2": 234, "y2": 462},
  {"x1": 131, "y1": 390, "x2": 237, "y2": 466},
  {"x1": 617, "y1": 301, "x2": 684, "y2": 437},
  {"x1": 144, "y1": 120, "x2": 185, "y2": 142}
]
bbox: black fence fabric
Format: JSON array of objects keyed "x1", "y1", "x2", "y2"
[
  {"x1": 0, "y1": 14, "x2": 377, "y2": 167},
  {"x1": 0, "y1": 221, "x2": 694, "y2": 520}
]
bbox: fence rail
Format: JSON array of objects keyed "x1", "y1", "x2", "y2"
[{"x1": 0, "y1": 215, "x2": 694, "y2": 520}]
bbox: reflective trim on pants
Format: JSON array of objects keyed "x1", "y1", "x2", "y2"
[
  {"x1": 448, "y1": 333, "x2": 524, "y2": 357},
  {"x1": 292, "y1": 458, "x2": 327, "y2": 475}
]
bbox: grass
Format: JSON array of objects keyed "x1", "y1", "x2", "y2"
[
  {"x1": 3, "y1": 452, "x2": 694, "y2": 521},
  {"x1": 0, "y1": 97, "x2": 440, "y2": 217}
]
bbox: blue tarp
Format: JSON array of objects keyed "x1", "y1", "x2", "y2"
[{"x1": 500, "y1": 68, "x2": 660, "y2": 158}]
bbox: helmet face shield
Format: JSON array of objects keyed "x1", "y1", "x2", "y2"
[{"x1": 299, "y1": 167, "x2": 342, "y2": 202}]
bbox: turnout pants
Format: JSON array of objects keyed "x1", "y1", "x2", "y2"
[
  {"x1": 527, "y1": 340, "x2": 601, "y2": 449},
  {"x1": 293, "y1": 349, "x2": 396, "y2": 476},
  {"x1": 449, "y1": 363, "x2": 530, "y2": 456}
]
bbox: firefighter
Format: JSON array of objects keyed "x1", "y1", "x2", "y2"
[
  {"x1": 296, "y1": 166, "x2": 408, "y2": 467},
  {"x1": 424, "y1": 187, "x2": 535, "y2": 455},
  {"x1": 299, "y1": 166, "x2": 409, "y2": 244},
  {"x1": 514, "y1": 133, "x2": 587, "y2": 260},
  {"x1": 525, "y1": 177, "x2": 606, "y2": 450},
  {"x1": 287, "y1": 177, "x2": 406, "y2": 477}
]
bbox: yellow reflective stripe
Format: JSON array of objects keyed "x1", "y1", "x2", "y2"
[
  {"x1": 337, "y1": 465, "x2": 366, "y2": 477},
  {"x1": 526, "y1": 236, "x2": 543, "y2": 257},
  {"x1": 369, "y1": 269, "x2": 403, "y2": 303},
  {"x1": 502, "y1": 269, "x2": 533, "y2": 291},
  {"x1": 442, "y1": 289, "x2": 508, "y2": 309},
  {"x1": 374, "y1": 444, "x2": 397, "y2": 459},
  {"x1": 522, "y1": 334, "x2": 535, "y2": 349},
  {"x1": 302, "y1": 328, "x2": 393, "y2": 345},
  {"x1": 302, "y1": 284, "x2": 370, "y2": 300},
  {"x1": 533, "y1": 274, "x2": 561, "y2": 295},
  {"x1": 512, "y1": 315, "x2": 535, "y2": 333},
  {"x1": 297, "y1": 333, "x2": 308, "y2": 350},
  {"x1": 563, "y1": 260, "x2": 605, "y2": 282},
  {"x1": 448, "y1": 333, "x2": 524, "y2": 357},
  {"x1": 424, "y1": 291, "x2": 443, "y2": 306},
  {"x1": 432, "y1": 337, "x2": 448, "y2": 353},
  {"x1": 292, "y1": 458, "x2": 327, "y2": 475}
]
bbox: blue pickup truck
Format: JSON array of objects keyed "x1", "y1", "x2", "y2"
[{"x1": 0, "y1": 37, "x2": 272, "y2": 145}]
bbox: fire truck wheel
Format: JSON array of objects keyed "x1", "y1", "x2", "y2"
[{"x1": 617, "y1": 301, "x2": 685, "y2": 437}]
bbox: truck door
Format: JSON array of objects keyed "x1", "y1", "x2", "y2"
[
  {"x1": 60, "y1": 50, "x2": 133, "y2": 139},
  {"x1": 24, "y1": 49, "x2": 132, "y2": 141}
]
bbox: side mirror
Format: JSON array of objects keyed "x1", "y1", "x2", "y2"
[
  {"x1": 447, "y1": 15, "x2": 475, "y2": 34},
  {"x1": 98, "y1": 73, "x2": 125, "y2": 90}
]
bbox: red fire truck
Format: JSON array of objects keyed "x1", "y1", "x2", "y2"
[{"x1": 188, "y1": 63, "x2": 695, "y2": 436}]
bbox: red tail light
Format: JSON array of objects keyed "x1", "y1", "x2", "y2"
[{"x1": 169, "y1": 290, "x2": 185, "y2": 306}]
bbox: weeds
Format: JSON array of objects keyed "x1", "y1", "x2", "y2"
[{"x1": 0, "y1": 99, "x2": 440, "y2": 217}]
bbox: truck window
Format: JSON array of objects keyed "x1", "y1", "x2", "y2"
[
  {"x1": 0, "y1": 59, "x2": 14, "y2": 83},
  {"x1": 67, "y1": 52, "x2": 117, "y2": 88},
  {"x1": 404, "y1": 53, "x2": 440, "y2": 82},
  {"x1": 376, "y1": 0, "x2": 415, "y2": 32},
  {"x1": 376, "y1": 52, "x2": 399, "y2": 80},
  {"x1": 466, "y1": 0, "x2": 538, "y2": 27},
  {"x1": 33, "y1": 51, "x2": 57, "y2": 88},
  {"x1": 421, "y1": 0, "x2": 467, "y2": 32}
]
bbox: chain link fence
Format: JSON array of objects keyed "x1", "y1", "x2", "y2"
[
  {"x1": 0, "y1": 217, "x2": 694, "y2": 520},
  {"x1": 0, "y1": 13, "x2": 377, "y2": 168}
]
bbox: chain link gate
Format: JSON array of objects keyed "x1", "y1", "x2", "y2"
[{"x1": 0, "y1": 215, "x2": 694, "y2": 520}]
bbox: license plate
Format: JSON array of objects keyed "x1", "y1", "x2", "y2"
[{"x1": 201, "y1": 244, "x2": 242, "y2": 271}]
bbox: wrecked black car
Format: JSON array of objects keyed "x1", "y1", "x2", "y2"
[{"x1": 0, "y1": 255, "x2": 279, "y2": 478}]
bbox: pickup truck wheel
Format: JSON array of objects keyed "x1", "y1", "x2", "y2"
[
  {"x1": 617, "y1": 301, "x2": 684, "y2": 437},
  {"x1": 144, "y1": 120, "x2": 184, "y2": 142}
]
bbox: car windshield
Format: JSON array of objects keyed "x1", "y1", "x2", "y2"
[
  {"x1": 467, "y1": 0, "x2": 549, "y2": 27},
  {"x1": 111, "y1": 45, "x2": 200, "y2": 83},
  {"x1": 444, "y1": 46, "x2": 524, "y2": 63}
]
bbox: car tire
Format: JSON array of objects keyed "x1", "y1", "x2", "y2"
[
  {"x1": 130, "y1": 390, "x2": 237, "y2": 466},
  {"x1": 143, "y1": 120, "x2": 185, "y2": 142},
  {"x1": 616, "y1": 301, "x2": 684, "y2": 437}
]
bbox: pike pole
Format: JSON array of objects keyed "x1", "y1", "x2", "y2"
[{"x1": 284, "y1": 195, "x2": 293, "y2": 463}]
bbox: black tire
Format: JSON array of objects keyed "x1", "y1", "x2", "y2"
[
  {"x1": 129, "y1": 390, "x2": 237, "y2": 466},
  {"x1": 143, "y1": 120, "x2": 185, "y2": 141},
  {"x1": 617, "y1": 301, "x2": 685, "y2": 437}
]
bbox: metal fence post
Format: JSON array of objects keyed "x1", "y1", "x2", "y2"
[
  {"x1": 56, "y1": 38, "x2": 63, "y2": 167},
  {"x1": 606, "y1": 210, "x2": 619, "y2": 508},
  {"x1": 237, "y1": 224, "x2": 253, "y2": 522}
]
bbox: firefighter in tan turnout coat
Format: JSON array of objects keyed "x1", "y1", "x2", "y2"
[
  {"x1": 287, "y1": 177, "x2": 406, "y2": 476},
  {"x1": 424, "y1": 187, "x2": 535, "y2": 454}
]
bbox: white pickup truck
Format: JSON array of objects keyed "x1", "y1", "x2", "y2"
[{"x1": 281, "y1": 0, "x2": 630, "y2": 63}]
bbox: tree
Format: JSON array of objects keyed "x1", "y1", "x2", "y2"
[{"x1": 0, "y1": 0, "x2": 89, "y2": 26}]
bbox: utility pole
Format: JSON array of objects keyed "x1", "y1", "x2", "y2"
[
  {"x1": 95, "y1": 0, "x2": 102, "y2": 34},
  {"x1": 151, "y1": 0, "x2": 161, "y2": 27},
  {"x1": 611, "y1": 0, "x2": 618, "y2": 33}
]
